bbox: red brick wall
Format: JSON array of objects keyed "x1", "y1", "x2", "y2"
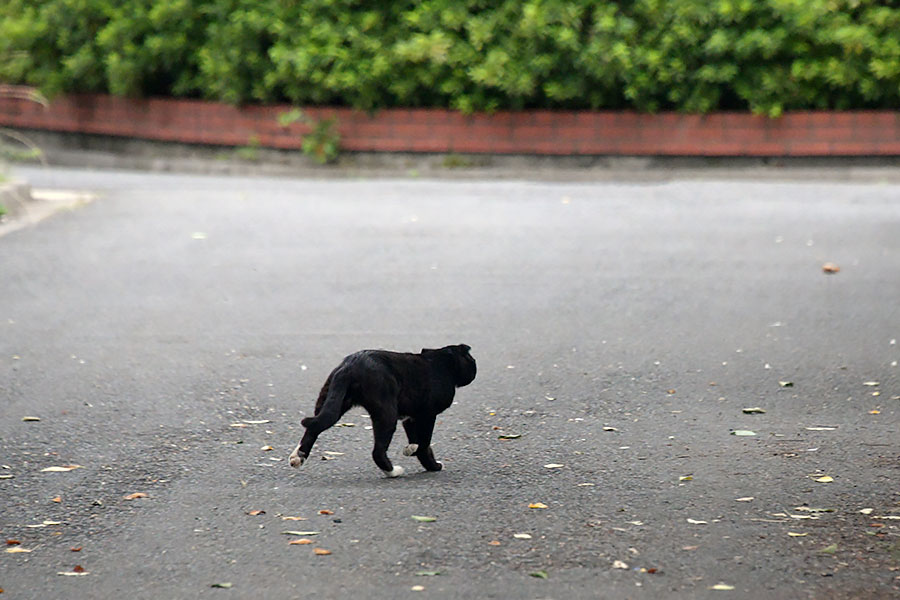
[{"x1": 1, "y1": 92, "x2": 899, "y2": 156}]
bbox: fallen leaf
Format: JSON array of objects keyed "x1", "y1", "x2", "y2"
[
  {"x1": 0, "y1": 475, "x2": 12, "y2": 479},
  {"x1": 210, "y1": 582, "x2": 232, "y2": 589},
  {"x1": 488, "y1": 540, "x2": 501, "y2": 546},
  {"x1": 788, "y1": 532, "x2": 808, "y2": 537},
  {"x1": 735, "y1": 497, "x2": 754, "y2": 502},
  {"x1": 710, "y1": 583, "x2": 735, "y2": 591},
  {"x1": 731, "y1": 430, "x2": 756, "y2": 436},
  {"x1": 805, "y1": 426, "x2": 836, "y2": 431},
  {"x1": 247, "y1": 510, "x2": 265, "y2": 516},
  {"x1": 229, "y1": 423, "x2": 248, "y2": 428},
  {"x1": 57, "y1": 570, "x2": 89, "y2": 577},
  {"x1": 22, "y1": 416, "x2": 41, "y2": 422},
  {"x1": 794, "y1": 507, "x2": 834, "y2": 513},
  {"x1": 528, "y1": 503, "x2": 548, "y2": 509},
  {"x1": 72, "y1": 565, "x2": 85, "y2": 573},
  {"x1": 869, "y1": 410, "x2": 881, "y2": 414},
  {"x1": 71, "y1": 547, "x2": 82, "y2": 552},
  {"x1": 318, "y1": 509, "x2": 334, "y2": 515},
  {"x1": 51, "y1": 496, "x2": 62, "y2": 503},
  {"x1": 602, "y1": 426, "x2": 618, "y2": 432},
  {"x1": 860, "y1": 508, "x2": 874, "y2": 515},
  {"x1": 742, "y1": 407, "x2": 766, "y2": 414},
  {"x1": 778, "y1": 381, "x2": 793, "y2": 388},
  {"x1": 543, "y1": 464, "x2": 564, "y2": 469},
  {"x1": 679, "y1": 475, "x2": 693, "y2": 481},
  {"x1": 612, "y1": 560, "x2": 629, "y2": 569},
  {"x1": 681, "y1": 545, "x2": 699, "y2": 551},
  {"x1": 41, "y1": 465, "x2": 82, "y2": 472},
  {"x1": 513, "y1": 533, "x2": 532, "y2": 539},
  {"x1": 529, "y1": 570, "x2": 549, "y2": 579},
  {"x1": 6, "y1": 540, "x2": 21, "y2": 545},
  {"x1": 863, "y1": 381, "x2": 879, "y2": 387},
  {"x1": 42, "y1": 520, "x2": 63, "y2": 525},
  {"x1": 411, "y1": 516, "x2": 436, "y2": 523},
  {"x1": 243, "y1": 420, "x2": 271, "y2": 425},
  {"x1": 288, "y1": 539, "x2": 313, "y2": 545},
  {"x1": 282, "y1": 531, "x2": 319, "y2": 536},
  {"x1": 873, "y1": 515, "x2": 900, "y2": 520},
  {"x1": 335, "y1": 422, "x2": 356, "y2": 428},
  {"x1": 322, "y1": 451, "x2": 344, "y2": 456},
  {"x1": 260, "y1": 445, "x2": 274, "y2": 451},
  {"x1": 821, "y1": 262, "x2": 840, "y2": 274},
  {"x1": 819, "y1": 543, "x2": 838, "y2": 554},
  {"x1": 313, "y1": 548, "x2": 332, "y2": 556},
  {"x1": 687, "y1": 518, "x2": 708, "y2": 525},
  {"x1": 411, "y1": 586, "x2": 425, "y2": 592},
  {"x1": 281, "y1": 516, "x2": 307, "y2": 521},
  {"x1": 498, "y1": 434, "x2": 521, "y2": 440},
  {"x1": 416, "y1": 571, "x2": 441, "y2": 577},
  {"x1": 5, "y1": 547, "x2": 32, "y2": 553},
  {"x1": 123, "y1": 492, "x2": 149, "y2": 500},
  {"x1": 812, "y1": 476, "x2": 834, "y2": 483}
]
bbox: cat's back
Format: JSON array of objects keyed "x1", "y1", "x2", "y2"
[{"x1": 338, "y1": 349, "x2": 423, "y2": 373}]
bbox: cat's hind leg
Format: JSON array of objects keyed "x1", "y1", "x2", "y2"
[
  {"x1": 401, "y1": 418, "x2": 418, "y2": 456},
  {"x1": 290, "y1": 374, "x2": 349, "y2": 468},
  {"x1": 371, "y1": 417, "x2": 403, "y2": 477}
]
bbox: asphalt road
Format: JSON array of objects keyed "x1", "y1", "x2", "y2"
[{"x1": 1, "y1": 166, "x2": 898, "y2": 599}]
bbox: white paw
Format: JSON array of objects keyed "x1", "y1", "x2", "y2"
[
  {"x1": 383, "y1": 465, "x2": 405, "y2": 478},
  {"x1": 436, "y1": 461, "x2": 443, "y2": 469},
  {"x1": 289, "y1": 447, "x2": 306, "y2": 468},
  {"x1": 402, "y1": 444, "x2": 419, "y2": 456}
]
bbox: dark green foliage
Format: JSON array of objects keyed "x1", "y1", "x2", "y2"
[{"x1": 3, "y1": 0, "x2": 900, "y2": 115}]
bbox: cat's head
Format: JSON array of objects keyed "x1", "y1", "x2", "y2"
[{"x1": 423, "y1": 344, "x2": 477, "y2": 387}]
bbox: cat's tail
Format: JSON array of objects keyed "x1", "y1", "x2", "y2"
[{"x1": 300, "y1": 372, "x2": 350, "y2": 432}]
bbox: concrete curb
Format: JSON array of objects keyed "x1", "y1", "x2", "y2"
[
  {"x1": 9, "y1": 128, "x2": 900, "y2": 183},
  {"x1": 0, "y1": 179, "x2": 32, "y2": 221}
]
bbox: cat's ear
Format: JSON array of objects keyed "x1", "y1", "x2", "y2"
[{"x1": 458, "y1": 344, "x2": 471, "y2": 353}]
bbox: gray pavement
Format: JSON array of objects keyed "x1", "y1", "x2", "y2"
[{"x1": 1, "y1": 165, "x2": 898, "y2": 599}]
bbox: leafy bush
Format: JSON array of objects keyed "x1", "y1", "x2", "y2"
[{"x1": 3, "y1": 0, "x2": 900, "y2": 115}]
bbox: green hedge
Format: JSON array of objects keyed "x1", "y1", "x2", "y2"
[{"x1": 3, "y1": 0, "x2": 900, "y2": 115}]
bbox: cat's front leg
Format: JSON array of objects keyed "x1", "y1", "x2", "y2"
[{"x1": 412, "y1": 415, "x2": 443, "y2": 471}]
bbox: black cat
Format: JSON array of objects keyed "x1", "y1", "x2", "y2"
[{"x1": 289, "y1": 344, "x2": 476, "y2": 477}]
